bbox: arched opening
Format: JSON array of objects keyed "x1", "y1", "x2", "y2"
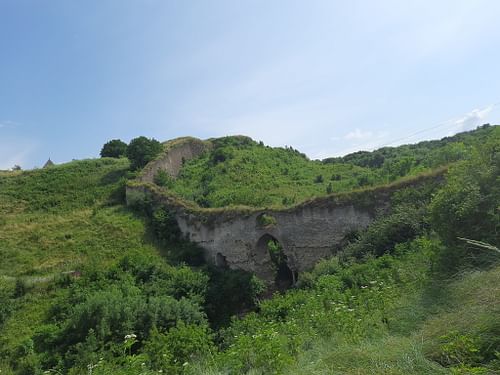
[
  {"x1": 215, "y1": 252, "x2": 228, "y2": 268},
  {"x1": 255, "y1": 234, "x2": 296, "y2": 289}
]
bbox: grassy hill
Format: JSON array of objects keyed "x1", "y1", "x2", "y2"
[
  {"x1": 167, "y1": 124, "x2": 496, "y2": 208},
  {"x1": 0, "y1": 159, "x2": 166, "y2": 366},
  {"x1": 0, "y1": 126, "x2": 498, "y2": 374}
]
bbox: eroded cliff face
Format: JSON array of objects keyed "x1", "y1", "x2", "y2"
[{"x1": 126, "y1": 136, "x2": 433, "y2": 283}]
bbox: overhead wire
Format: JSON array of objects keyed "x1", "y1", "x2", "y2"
[{"x1": 368, "y1": 102, "x2": 500, "y2": 151}]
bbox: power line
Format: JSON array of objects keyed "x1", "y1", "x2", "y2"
[{"x1": 372, "y1": 102, "x2": 500, "y2": 150}]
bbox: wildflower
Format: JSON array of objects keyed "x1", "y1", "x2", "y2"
[{"x1": 124, "y1": 333, "x2": 137, "y2": 343}]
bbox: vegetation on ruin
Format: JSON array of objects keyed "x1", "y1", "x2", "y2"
[{"x1": 167, "y1": 124, "x2": 496, "y2": 208}]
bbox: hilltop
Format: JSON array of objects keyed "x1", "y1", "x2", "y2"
[{"x1": 165, "y1": 124, "x2": 496, "y2": 208}]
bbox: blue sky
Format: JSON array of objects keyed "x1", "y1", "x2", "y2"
[{"x1": 1, "y1": 0, "x2": 500, "y2": 169}]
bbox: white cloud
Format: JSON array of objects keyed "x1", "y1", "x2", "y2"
[
  {"x1": 0, "y1": 120, "x2": 20, "y2": 129},
  {"x1": 454, "y1": 106, "x2": 493, "y2": 131},
  {"x1": 344, "y1": 128, "x2": 373, "y2": 140}
]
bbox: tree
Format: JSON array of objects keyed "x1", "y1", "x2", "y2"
[
  {"x1": 429, "y1": 133, "x2": 500, "y2": 246},
  {"x1": 100, "y1": 139, "x2": 128, "y2": 158},
  {"x1": 12, "y1": 165, "x2": 21, "y2": 171},
  {"x1": 126, "y1": 136, "x2": 163, "y2": 170}
]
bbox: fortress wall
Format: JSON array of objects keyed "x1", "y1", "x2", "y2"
[
  {"x1": 175, "y1": 204, "x2": 376, "y2": 281},
  {"x1": 139, "y1": 138, "x2": 210, "y2": 183},
  {"x1": 127, "y1": 136, "x2": 440, "y2": 283}
]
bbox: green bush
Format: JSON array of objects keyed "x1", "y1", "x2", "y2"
[
  {"x1": 126, "y1": 136, "x2": 163, "y2": 170},
  {"x1": 154, "y1": 170, "x2": 174, "y2": 188},
  {"x1": 256, "y1": 213, "x2": 277, "y2": 227},
  {"x1": 430, "y1": 134, "x2": 499, "y2": 247},
  {"x1": 346, "y1": 204, "x2": 426, "y2": 258},
  {"x1": 100, "y1": 139, "x2": 128, "y2": 158},
  {"x1": 204, "y1": 268, "x2": 265, "y2": 327},
  {"x1": 151, "y1": 207, "x2": 181, "y2": 243},
  {"x1": 144, "y1": 323, "x2": 215, "y2": 374}
]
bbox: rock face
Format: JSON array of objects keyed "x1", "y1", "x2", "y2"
[{"x1": 127, "y1": 137, "x2": 439, "y2": 283}]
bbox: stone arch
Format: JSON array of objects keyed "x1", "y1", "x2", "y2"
[
  {"x1": 215, "y1": 252, "x2": 228, "y2": 268},
  {"x1": 254, "y1": 233, "x2": 296, "y2": 287}
]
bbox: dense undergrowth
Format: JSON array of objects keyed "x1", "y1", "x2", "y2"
[{"x1": 0, "y1": 125, "x2": 498, "y2": 374}]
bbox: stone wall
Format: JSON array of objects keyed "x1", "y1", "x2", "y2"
[
  {"x1": 127, "y1": 136, "x2": 441, "y2": 283},
  {"x1": 175, "y1": 204, "x2": 374, "y2": 281},
  {"x1": 139, "y1": 137, "x2": 210, "y2": 183}
]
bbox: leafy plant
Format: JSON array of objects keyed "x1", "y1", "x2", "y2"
[
  {"x1": 100, "y1": 139, "x2": 128, "y2": 158},
  {"x1": 126, "y1": 136, "x2": 163, "y2": 170}
]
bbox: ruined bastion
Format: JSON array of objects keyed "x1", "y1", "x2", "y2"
[{"x1": 126, "y1": 137, "x2": 443, "y2": 283}]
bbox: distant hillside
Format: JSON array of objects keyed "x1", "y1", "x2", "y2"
[{"x1": 166, "y1": 124, "x2": 497, "y2": 208}]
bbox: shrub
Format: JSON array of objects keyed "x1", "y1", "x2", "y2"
[
  {"x1": 429, "y1": 134, "x2": 499, "y2": 271},
  {"x1": 210, "y1": 147, "x2": 234, "y2": 164},
  {"x1": 314, "y1": 174, "x2": 324, "y2": 183},
  {"x1": 430, "y1": 137, "x2": 500, "y2": 246},
  {"x1": 345, "y1": 204, "x2": 426, "y2": 259},
  {"x1": 154, "y1": 170, "x2": 174, "y2": 188},
  {"x1": 151, "y1": 207, "x2": 181, "y2": 243},
  {"x1": 100, "y1": 139, "x2": 128, "y2": 158},
  {"x1": 256, "y1": 213, "x2": 277, "y2": 227},
  {"x1": 204, "y1": 268, "x2": 265, "y2": 327},
  {"x1": 126, "y1": 136, "x2": 163, "y2": 170},
  {"x1": 144, "y1": 323, "x2": 215, "y2": 374}
]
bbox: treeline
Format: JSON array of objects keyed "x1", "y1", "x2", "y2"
[{"x1": 100, "y1": 136, "x2": 163, "y2": 170}]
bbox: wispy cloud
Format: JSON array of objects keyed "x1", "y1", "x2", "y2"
[
  {"x1": 343, "y1": 128, "x2": 373, "y2": 140},
  {"x1": 0, "y1": 120, "x2": 21, "y2": 129},
  {"x1": 453, "y1": 105, "x2": 493, "y2": 131},
  {"x1": 315, "y1": 129, "x2": 391, "y2": 159}
]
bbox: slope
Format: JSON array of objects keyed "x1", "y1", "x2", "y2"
[{"x1": 167, "y1": 125, "x2": 496, "y2": 208}]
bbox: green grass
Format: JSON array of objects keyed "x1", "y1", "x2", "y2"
[
  {"x1": 167, "y1": 125, "x2": 497, "y2": 208},
  {"x1": 0, "y1": 158, "x2": 160, "y2": 277},
  {"x1": 169, "y1": 141, "x2": 386, "y2": 208},
  {"x1": 0, "y1": 158, "x2": 167, "y2": 364}
]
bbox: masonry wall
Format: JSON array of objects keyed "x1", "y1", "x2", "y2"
[
  {"x1": 126, "y1": 137, "x2": 400, "y2": 282},
  {"x1": 175, "y1": 205, "x2": 375, "y2": 281},
  {"x1": 139, "y1": 137, "x2": 210, "y2": 183}
]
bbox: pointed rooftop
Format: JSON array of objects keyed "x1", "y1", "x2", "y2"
[{"x1": 43, "y1": 158, "x2": 55, "y2": 168}]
